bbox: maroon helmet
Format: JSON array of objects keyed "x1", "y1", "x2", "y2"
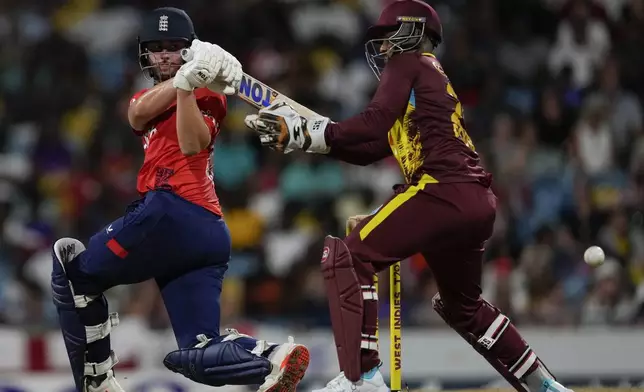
[{"x1": 365, "y1": 0, "x2": 443, "y2": 78}]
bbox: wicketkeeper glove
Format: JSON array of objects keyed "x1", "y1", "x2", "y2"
[{"x1": 244, "y1": 100, "x2": 330, "y2": 154}]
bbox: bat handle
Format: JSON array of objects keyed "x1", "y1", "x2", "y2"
[{"x1": 181, "y1": 48, "x2": 193, "y2": 62}]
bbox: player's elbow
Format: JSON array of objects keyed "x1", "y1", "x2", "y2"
[
  {"x1": 178, "y1": 132, "x2": 210, "y2": 156},
  {"x1": 179, "y1": 138, "x2": 210, "y2": 156},
  {"x1": 179, "y1": 144, "x2": 202, "y2": 156},
  {"x1": 128, "y1": 107, "x2": 149, "y2": 131}
]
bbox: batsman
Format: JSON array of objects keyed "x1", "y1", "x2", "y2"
[
  {"x1": 51, "y1": 7, "x2": 308, "y2": 392},
  {"x1": 245, "y1": 1, "x2": 575, "y2": 392}
]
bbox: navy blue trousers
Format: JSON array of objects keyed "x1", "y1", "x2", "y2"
[{"x1": 66, "y1": 190, "x2": 231, "y2": 349}]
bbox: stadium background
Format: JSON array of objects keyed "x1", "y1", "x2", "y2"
[{"x1": 1, "y1": 0, "x2": 644, "y2": 391}]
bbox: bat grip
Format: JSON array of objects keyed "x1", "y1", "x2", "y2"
[{"x1": 181, "y1": 48, "x2": 193, "y2": 62}]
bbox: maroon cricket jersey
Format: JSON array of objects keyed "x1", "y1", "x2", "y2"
[
  {"x1": 324, "y1": 52, "x2": 491, "y2": 186},
  {"x1": 129, "y1": 88, "x2": 226, "y2": 216}
]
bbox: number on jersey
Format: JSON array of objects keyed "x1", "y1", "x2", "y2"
[{"x1": 446, "y1": 83, "x2": 475, "y2": 151}]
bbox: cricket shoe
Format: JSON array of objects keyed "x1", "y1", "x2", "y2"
[
  {"x1": 258, "y1": 336, "x2": 310, "y2": 392},
  {"x1": 312, "y1": 368, "x2": 390, "y2": 392},
  {"x1": 85, "y1": 370, "x2": 126, "y2": 392}
]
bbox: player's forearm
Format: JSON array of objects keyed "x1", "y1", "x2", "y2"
[
  {"x1": 176, "y1": 89, "x2": 211, "y2": 156},
  {"x1": 128, "y1": 79, "x2": 177, "y2": 131},
  {"x1": 321, "y1": 107, "x2": 396, "y2": 166}
]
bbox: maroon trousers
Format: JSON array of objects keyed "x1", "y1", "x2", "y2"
[{"x1": 344, "y1": 180, "x2": 536, "y2": 378}]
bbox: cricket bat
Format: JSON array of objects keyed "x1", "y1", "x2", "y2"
[{"x1": 181, "y1": 48, "x2": 320, "y2": 117}]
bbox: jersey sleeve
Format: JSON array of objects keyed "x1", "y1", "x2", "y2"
[
  {"x1": 129, "y1": 89, "x2": 149, "y2": 136},
  {"x1": 324, "y1": 52, "x2": 419, "y2": 161},
  {"x1": 325, "y1": 135, "x2": 392, "y2": 166}
]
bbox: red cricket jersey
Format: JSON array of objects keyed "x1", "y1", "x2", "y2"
[{"x1": 129, "y1": 88, "x2": 226, "y2": 216}]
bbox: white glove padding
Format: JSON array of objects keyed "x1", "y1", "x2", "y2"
[
  {"x1": 244, "y1": 100, "x2": 330, "y2": 154},
  {"x1": 208, "y1": 54, "x2": 243, "y2": 95},
  {"x1": 174, "y1": 39, "x2": 224, "y2": 91}
]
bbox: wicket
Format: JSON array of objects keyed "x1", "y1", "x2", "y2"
[{"x1": 345, "y1": 217, "x2": 403, "y2": 392}]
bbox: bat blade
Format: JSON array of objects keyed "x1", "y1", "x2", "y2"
[{"x1": 237, "y1": 73, "x2": 319, "y2": 117}]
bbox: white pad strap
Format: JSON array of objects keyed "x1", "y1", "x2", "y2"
[
  {"x1": 477, "y1": 313, "x2": 510, "y2": 349},
  {"x1": 84, "y1": 350, "x2": 118, "y2": 376},
  {"x1": 361, "y1": 333, "x2": 378, "y2": 350},
  {"x1": 74, "y1": 294, "x2": 99, "y2": 308},
  {"x1": 361, "y1": 285, "x2": 378, "y2": 301},
  {"x1": 194, "y1": 334, "x2": 212, "y2": 348},
  {"x1": 509, "y1": 347, "x2": 537, "y2": 379},
  {"x1": 85, "y1": 313, "x2": 119, "y2": 344},
  {"x1": 222, "y1": 328, "x2": 252, "y2": 340},
  {"x1": 251, "y1": 340, "x2": 268, "y2": 356},
  {"x1": 221, "y1": 329, "x2": 273, "y2": 356}
]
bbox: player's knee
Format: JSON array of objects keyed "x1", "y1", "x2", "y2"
[
  {"x1": 52, "y1": 238, "x2": 91, "y2": 306},
  {"x1": 51, "y1": 238, "x2": 119, "y2": 344},
  {"x1": 163, "y1": 334, "x2": 271, "y2": 386},
  {"x1": 325, "y1": 235, "x2": 374, "y2": 274},
  {"x1": 321, "y1": 236, "x2": 374, "y2": 285},
  {"x1": 321, "y1": 236, "x2": 351, "y2": 273}
]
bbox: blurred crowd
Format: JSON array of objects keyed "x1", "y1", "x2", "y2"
[{"x1": 1, "y1": 0, "x2": 644, "y2": 334}]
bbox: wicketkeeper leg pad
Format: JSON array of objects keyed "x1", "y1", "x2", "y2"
[
  {"x1": 163, "y1": 334, "x2": 272, "y2": 386},
  {"x1": 432, "y1": 293, "x2": 554, "y2": 392},
  {"x1": 321, "y1": 235, "x2": 376, "y2": 383},
  {"x1": 51, "y1": 238, "x2": 120, "y2": 391}
]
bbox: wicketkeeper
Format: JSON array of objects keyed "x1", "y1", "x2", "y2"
[{"x1": 245, "y1": 1, "x2": 575, "y2": 392}]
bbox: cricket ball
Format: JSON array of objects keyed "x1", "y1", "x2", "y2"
[{"x1": 584, "y1": 245, "x2": 605, "y2": 266}]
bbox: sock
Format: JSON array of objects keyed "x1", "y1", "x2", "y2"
[{"x1": 362, "y1": 365, "x2": 379, "y2": 380}]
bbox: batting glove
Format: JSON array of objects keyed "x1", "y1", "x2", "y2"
[
  {"x1": 208, "y1": 52, "x2": 243, "y2": 95},
  {"x1": 244, "y1": 100, "x2": 330, "y2": 154},
  {"x1": 174, "y1": 39, "x2": 224, "y2": 91}
]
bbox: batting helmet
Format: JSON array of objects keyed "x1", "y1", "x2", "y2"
[{"x1": 138, "y1": 7, "x2": 196, "y2": 80}]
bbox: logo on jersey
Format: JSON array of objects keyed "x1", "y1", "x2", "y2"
[
  {"x1": 321, "y1": 247, "x2": 330, "y2": 263},
  {"x1": 432, "y1": 61, "x2": 447, "y2": 78},
  {"x1": 201, "y1": 110, "x2": 217, "y2": 128},
  {"x1": 143, "y1": 127, "x2": 158, "y2": 150},
  {"x1": 154, "y1": 167, "x2": 174, "y2": 190},
  {"x1": 159, "y1": 15, "x2": 169, "y2": 31}
]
